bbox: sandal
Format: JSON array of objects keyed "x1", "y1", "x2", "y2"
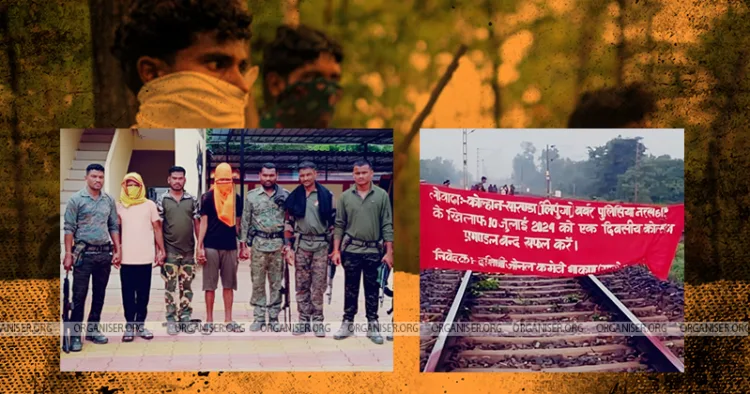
[{"x1": 226, "y1": 321, "x2": 245, "y2": 333}]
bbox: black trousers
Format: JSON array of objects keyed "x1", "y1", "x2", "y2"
[
  {"x1": 71, "y1": 250, "x2": 112, "y2": 336},
  {"x1": 120, "y1": 264, "x2": 153, "y2": 328},
  {"x1": 342, "y1": 252, "x2": 381, "y2": 321}
]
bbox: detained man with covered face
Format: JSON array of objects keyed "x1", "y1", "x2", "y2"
[
  {"x1": 112, "y1": 0, "x2": 260, "y2": 128},
  {"x1": 116, "y1": 173, "x2": 164, "y2": 342}
]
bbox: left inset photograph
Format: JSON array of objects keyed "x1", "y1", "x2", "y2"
[
  {"x1": 60, "y1": 128, "x2": 207, "y2": 371},
  {"x1": 59, "y1": 128, "x2": 394, "y2": 372}
]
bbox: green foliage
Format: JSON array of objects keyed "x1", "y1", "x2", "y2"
[
  {"x1": 208, "y1": 142, "x2": 393, "y2": 154},
  {"x1": 669, "y1": 242, "x2": 685, "y2": 285},
  {"x1": 205, "y1": 130, "x2": 393, "y2": 155},
  {"x1": 419, "y1": 157, "x2": 466, "y2": 185},
  {"x1": 472, "y1": 278, "x2": 500, "y2": 291},
  {"x1": 564, "y1": 295, "x2": 580, "y2": 303},
  {"x1": 587, "y1": 138, "x2": 647, "y2": 200},
  {"x1": 509, "y1": 137, "x2": 684, "y2": 204},
  {"x1": 617, "y1": 155, "x2": 685, "y2": 203}
]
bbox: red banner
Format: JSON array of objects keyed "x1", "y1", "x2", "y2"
[{"x1": 420, "y1": 184, "x2": 684, "y2": 280}]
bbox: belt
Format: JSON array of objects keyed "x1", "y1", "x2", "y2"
[
  {"x1": 251, "y1": 230, "x2": 284, "y2": 239},
  {"x1": 298, "y1": 234, "x2": 327, "y2": 242},
  {"x1": 81, "y1": 243, "x2": 113, "y2": 253},
  {"x1": 345, "y1": 234, "x2": 381, "y2": 249}
]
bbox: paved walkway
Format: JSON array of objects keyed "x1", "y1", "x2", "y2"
[{"x1": 59, "y1": 260, "x2": 393, "y2": 372}]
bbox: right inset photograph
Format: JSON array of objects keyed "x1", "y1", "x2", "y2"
[{"x1": 419, "y1": 128, "x2": 685, "y2": 373}]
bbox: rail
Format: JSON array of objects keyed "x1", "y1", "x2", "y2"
[
  {"x1": 423, "y1": 270, "x2": 684, "y2": 373},
  {"x1": 422, "y1": 270, "x2": 473, "y2": 372},
  {"x1": 581, "y1": 274, "x2": 684, "y2": 372}
]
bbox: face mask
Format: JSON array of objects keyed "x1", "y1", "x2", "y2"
[
  {"x1": 260, "y1": 77, "x2": 342, "y2": 128},
  {"x1": 126, "y1": 186, "x2": 141, "y2": 199},
  {"x1": 135, "y1": 71, "x2": 256, "y2": 128},
  {"x1": 216, "y1": 181, "x2": 233, "y2": 194}
]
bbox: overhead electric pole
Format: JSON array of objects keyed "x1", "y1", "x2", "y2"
[
  {"x1": 462, "y1": 129, "x2": 475, "y2": 189},
  {"x1": 545, "y1": 144, "x2": 551, "y2": 197},
  {"x1": 634, "y1": 138, "x2": 640, "y2": 202},
  {"x1": 476, "y1": 147, "x2": 480, "y2": 185},
  {"x1": 462, "y1": 130, "x2": 468, "y2": 189}
]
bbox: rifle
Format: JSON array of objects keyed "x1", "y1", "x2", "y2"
[
  {"x1": 378, "y1": 263, "x2": 391, "y2": 308},
  {"x1": 61, "y1": 272, "x2": 71, "y2": 353},
  {"x1": 326, "y1": 260, "x2": 336, "y2": 305},
  {"x1": 275, "y1": 188, "x2": 291, "y2": 325},
  {"x1": 326, "y1": 232, "x2": 336, "y2": 304},
  {"x1": 280, "y1": 252, "x2": 291, "y2": 325}
]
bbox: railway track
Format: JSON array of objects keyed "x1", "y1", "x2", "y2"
[{"x1": 420, "y1": 267, "x2": 684, "y2": 373}]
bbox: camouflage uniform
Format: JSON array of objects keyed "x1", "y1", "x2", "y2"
[
  {"x1": 63, "y1": 188, "x2": 119, "y2": 335},
  {"x1": 294, "y1": 249, "x2": 328, "y2": 322},
  {"x1": 287, "y1": 190, "x2": 331, "y2": 323},
  {"x1": 160, "y1": 256, "x2": 195, "y2": 322},
  {"x1": 157, "y1": 191, "x2": 200, "y2": 323},
  {"x1": 241, "y1": 185, "x2": 289, "y2": 321}
]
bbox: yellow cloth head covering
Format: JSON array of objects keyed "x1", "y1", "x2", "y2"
[
  {"x1": 213, "y1": 163, "x2": 235, "y2": 227},
  {"x1": 120, "y1": 172, "x2": 147, "y2": 208}
]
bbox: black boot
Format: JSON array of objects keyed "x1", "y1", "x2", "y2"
[
  {"x1": 70, "y1": 336, "x2": 83, "y2": 352},
  {"x1": 367, "y1": 320, "x2": 384, "y2": 345},
  {"x1": 333, "y1": 320, "x2": 354, "y2": 340},
  {"x1": 268, "y1": 318, "x2": 281, "y2": 332}
]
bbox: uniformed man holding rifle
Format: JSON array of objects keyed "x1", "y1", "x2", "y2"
[
  {"x1": 330, "y1": 160, "x2": 394, "y2": 345},
  {"x1": 62, "y1": 164, "x2": 121, "y2": 351},
  {"x1": 240, "y1": 163, "x2": 290, "y2": 332},
  {"x1": 283, "y1": 161, "x2": 336, "y2": 337}
]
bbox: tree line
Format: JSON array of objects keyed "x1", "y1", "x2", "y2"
[
  {"x1": 206, "y1": 130, "x2": 393, "y2": 154},
  {"x1": 422, "y1": 136, "x2": 684, "y2": 205}
]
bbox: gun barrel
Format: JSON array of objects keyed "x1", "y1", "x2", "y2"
[{"x1": 379, "y1": 265, "x2": 390, "y2": 307}]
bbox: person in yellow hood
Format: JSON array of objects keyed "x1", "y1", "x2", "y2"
[
  {"x1": 116, "y1": 172, "x2": 165, "y2": 342},
  {"x1": 197, "y1": 163, "x2": 244, "y2": 334}
]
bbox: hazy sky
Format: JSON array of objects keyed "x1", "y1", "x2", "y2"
[{"x1": 420, "y1": 128, "x2": 684, "y2": 180}]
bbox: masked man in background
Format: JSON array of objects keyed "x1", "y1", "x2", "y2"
[
  {"x1": 112, "y1": 0, "x2": 260, "y2": 128},
  {"x1": 567, "y1": 83, "x2": 655, "y2": 128},
  {"x1": 260, "y1": 24, "x2": 344, "y2": 128}
]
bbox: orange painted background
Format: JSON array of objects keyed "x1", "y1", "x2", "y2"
[{"x1": 1, "y1": 0, "x2": 750, "y2": 392}]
